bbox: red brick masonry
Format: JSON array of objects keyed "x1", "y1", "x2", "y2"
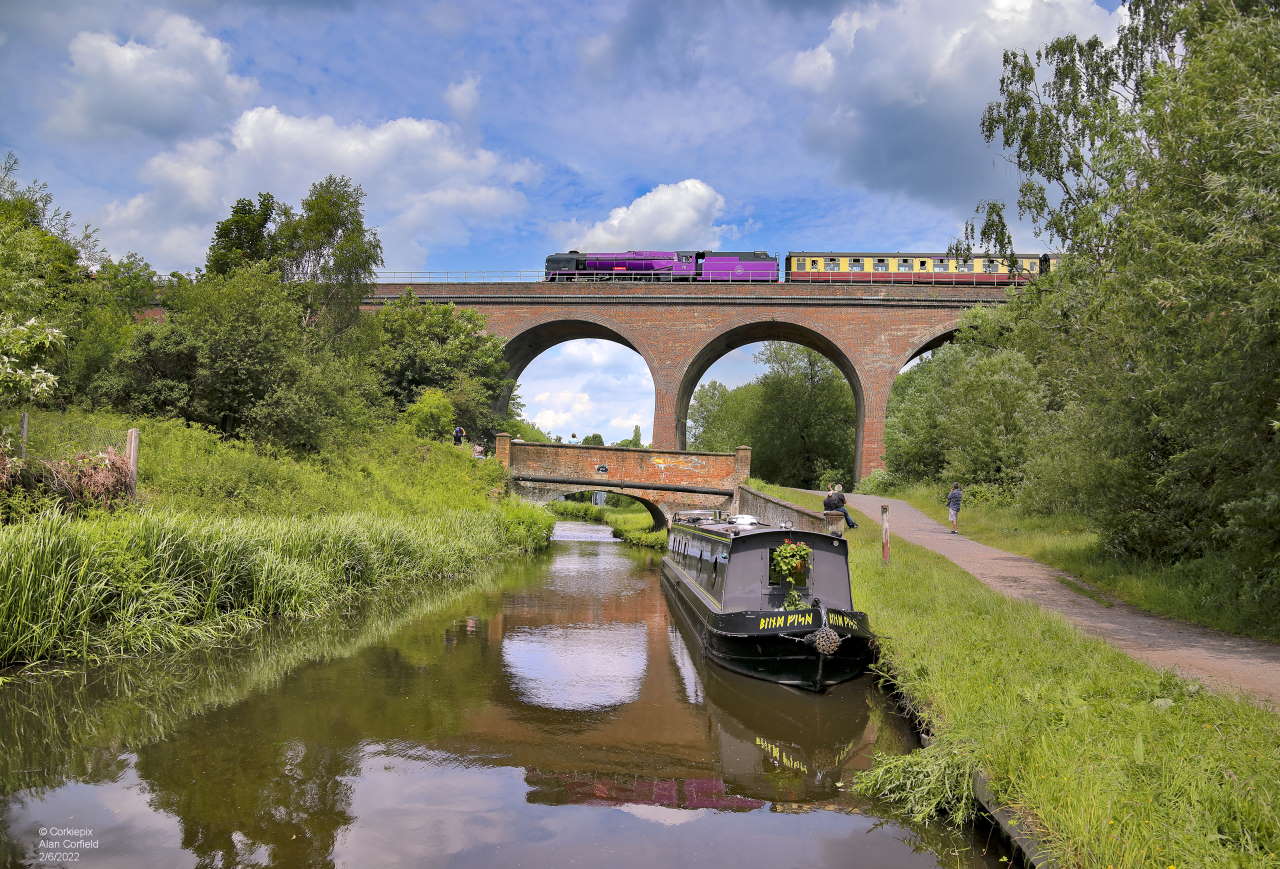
[{"x1": 369, "y1": 282, "x2": 1005, "y2": 478}]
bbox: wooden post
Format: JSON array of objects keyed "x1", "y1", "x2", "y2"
[
  {"x1": 880, "y1": 504, "x2": 890, "y2": 565},
  {"x1": 125, "y1": 428, "x2": 139, "y2": 496},
  {"x1": 17, "y1": 412, "x2": 28, "y2": 459}
]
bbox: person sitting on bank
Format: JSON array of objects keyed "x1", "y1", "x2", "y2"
[
  {"x1": 823, "y1": 484, "x2": 858, "y2": 528},
  {"x1": 947, "y1": 482, "x2": 963, "y2": 534}
]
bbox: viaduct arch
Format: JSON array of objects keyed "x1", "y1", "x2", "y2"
[{"x1": 364, "y1": 282, "x2": 1000, "y2": 479}]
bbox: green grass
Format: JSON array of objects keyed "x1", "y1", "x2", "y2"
[
  {"x1": 753, "y1": 482, "x2": 1280, "y2": 868},
  {"x1": 545, "y1": 499, "x2": 668, "y2": 549},
  {"x1": 887, "y1": 482, "x2": 1279, "y2": 642},
  {"x1": 0, "y1": 410, "x2": 554, "y2": 666}
]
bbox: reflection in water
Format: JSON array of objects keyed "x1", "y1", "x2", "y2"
[
  {"x1": 0, "y1": 521, "x2": 1005, "y2": 868},
  {"x1": 503, "y1": 624, "x2": 647, "y2": 710}
]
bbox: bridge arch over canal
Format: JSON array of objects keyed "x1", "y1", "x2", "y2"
[
  {"x1": 366, "y1": 281, "x2": 1004, "y2": 479},
  {"x1": 495, "y1": 435, "x2": 752, "y2": 528}
]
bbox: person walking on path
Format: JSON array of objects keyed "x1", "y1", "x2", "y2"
[
  {"x1": 947, "y1": 483, "x2": 963, "y2": 534},
  {"x1": 823, "y1": 484, "x2": 858, "y2": 529},
  {"x1": 453, "y1": 425, "x2": 466, "y2": 446}
]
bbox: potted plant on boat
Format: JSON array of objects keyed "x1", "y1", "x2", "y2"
[{"x1": 770, "y1": 540, "x2": 812, "y2": 610}]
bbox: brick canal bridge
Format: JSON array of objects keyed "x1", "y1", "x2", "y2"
[
  {"x1": 366, "y1": 280, "x2": 1006, "y2": 479},
  {"x1": 494, "y1": 434, "x2": 752, "y2": 528}
]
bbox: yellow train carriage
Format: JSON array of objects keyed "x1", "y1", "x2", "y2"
[{"x1": 786, "y1": 252, "x2": 1058, "y2": 284}]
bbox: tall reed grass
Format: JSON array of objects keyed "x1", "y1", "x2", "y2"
[
  {"x1": 754, "y1": 482, "x2": 1280, "y2": 868},
  {"x1": 0, "y1": 410, "x2": 553, "y2": 666}
]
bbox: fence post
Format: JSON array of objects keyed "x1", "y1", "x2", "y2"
[
  {"x1": 126, "y1": 428, "x2": 140, "y2": 496},
  {"x1": 880, "y1": 504, "x2": 890, "y2": 565},
  {"x1": 17, "y1": 411, "x2": 28, "y2": 459}
]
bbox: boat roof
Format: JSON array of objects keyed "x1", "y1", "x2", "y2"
[{"x1": 670, "y1": 513, "x2": 826, "y2": 540}]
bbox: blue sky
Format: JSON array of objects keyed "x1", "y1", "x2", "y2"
[{"x1": 1, "y1": 0, "x2": 1123, "y2": 443}]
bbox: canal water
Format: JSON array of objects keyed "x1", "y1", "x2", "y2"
[{"x1": 1, "y1": 522, "x2": 1005, "y2": 868}]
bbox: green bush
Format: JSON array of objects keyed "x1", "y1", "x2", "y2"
[{"x1": 404, "y1": 388, "x2": 455, "y2": 440}]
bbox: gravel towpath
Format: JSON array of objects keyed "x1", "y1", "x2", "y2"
[{"x1": 844, "y1": 493, "x2": 1280, "y2": 708}]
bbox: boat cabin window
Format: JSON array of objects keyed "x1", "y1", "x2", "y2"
[{"x1": 672, "y1": 530, "x2": 729, "y2": 601}]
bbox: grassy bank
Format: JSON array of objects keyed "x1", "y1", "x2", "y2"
[
  {"x1": 545, "y1": 499, "x2": 667, "y2": 549},
  {"x1": 0, "y1": 410, "x2": 553, "y2": 667},
  {"x1": 754, "y1": 481, "x2": 1280, "y2": 868},
  {"x1": 883, "y1": 481, "x2": 1278, "y2": 642}
]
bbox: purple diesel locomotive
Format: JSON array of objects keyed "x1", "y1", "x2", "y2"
[{"x1": 545, "y1": 250, "x2": 778, "y2": 282}]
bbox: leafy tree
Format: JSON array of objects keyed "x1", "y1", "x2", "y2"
[
  {"x1": 613, "y1": 425, "x2": 644, "y2": 448},
  {"x1": 507, "y1": 418, "x2": 551, "y2": 443},
  {"x1": 403, "y1": 388, "x2": 455, "y2": 440},
  {"x1": 273, "y1": 176, "x2": 383, "y2": 330},
  {"x1": 0, "y1": 315, "x2": 64, "y2": 407},
  {"x1": 934, "y1": 1, "x2": 1280, "y2": 602},
  {"x1": 100, "y1": 264, "x2": 384, "y2": 450},
  {"x1": 205, "y1": 194, "x2": 278, "y2": 276},
  {"x1": 749, "y1": 343, "x2": 857, "y2": 488},
  {"x1": 367, "y1": 294, "x2": 513, "y2": 440},
  {"x1": 581, "y1": 433, "x2": 604, "y2": 446},
  {"x1": 203, "y1": 177, "x2": 382, "y2": 330},
  {"x1": 687, "y1": 345, "x2": 856, "y2": 488},
  {"x1": 688, "y1": 380, "x2": 760, "y2": 453}
]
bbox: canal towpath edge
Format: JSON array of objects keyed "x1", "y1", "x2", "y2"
[{"x1": 838, "y1": 492, "x2": 1280, "y2": 709}]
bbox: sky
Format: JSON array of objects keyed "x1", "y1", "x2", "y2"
[{"x1": 1, "y1": 0, "x2": 1124, "y2": 443}]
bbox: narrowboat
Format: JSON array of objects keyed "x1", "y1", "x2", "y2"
[{"x1": 660, "y1": 512, "x2": 874, "y2": 692}]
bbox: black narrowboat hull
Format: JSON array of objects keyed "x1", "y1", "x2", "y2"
[{"x1": 660, "y1": 557, "x2": 875, "y2": 692}]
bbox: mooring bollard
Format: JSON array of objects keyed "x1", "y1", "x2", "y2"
[
  {"x1": 881, "y1": 504, "x2": 890, "y2": 565},
  {"x1": 126, "y1": 428, "x2": 140, "y2": 496}
]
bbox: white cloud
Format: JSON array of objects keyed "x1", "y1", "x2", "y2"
[
  {"x1": 49, "y1": 13, "x2": 256, "y2": 141},
  {"x1": 98, "y1": 105, "x2": 535, "y2": 270},
  {"x1": 443, "y1": 75, "x2": 480, "y2": 116},
  {"x1": 560, "y1": 179, "x2": 728, "y2": 251},
  {"x1": 519, "y1": 340, "x2": 653, "y2": 443},
  {"x1": 783, "y1": 0, "x2": 1120, "y2": 214}
]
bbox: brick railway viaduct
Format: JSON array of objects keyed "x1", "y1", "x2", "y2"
[{"x1": 364, "y1": 280, "x2": 1006, "y2": 481}]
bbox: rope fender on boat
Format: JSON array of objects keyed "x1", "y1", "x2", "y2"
[{"x1": 784, "y1": 598, "x2": 844, "y2": 656}]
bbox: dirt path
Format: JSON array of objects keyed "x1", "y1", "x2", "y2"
[{"x1": 845, "y1": 493, "x2": 1280, "y2": 708}]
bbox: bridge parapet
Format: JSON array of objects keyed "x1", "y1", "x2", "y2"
[{"x1": 497, "y1": 435, "x2": 751, "y2": 528}]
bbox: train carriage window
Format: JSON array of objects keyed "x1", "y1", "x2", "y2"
[
  {"x1": 810, "y1": 259, "x2": 821, "y2": 270},
  {"x1": 849, "y1": 258, "x2": 864, "y2": 271},
  {"x1": 956, "y1": 259, "x2": 973, "y2": 272},
  {"x1": 824, "y1": 257, "x2": 839, "y2": 272},
  {"x1": 1027, "y1": 259, "x2": 1038, "y2": 271},
  {"x1": 897, "y1": 258, "x2": 912, "y2": 272},
  {"x1": 982, "y1": 259, "x2": 999, "y2": 273},
  {"x1": 933, "y1": 258, "x2": 947, "y2": 272},
  {"x1": 874, "y1": 258, "x2": 888, "y2": 272}
]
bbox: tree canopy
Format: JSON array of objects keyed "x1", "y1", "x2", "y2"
[{"x1": 888, "y1": 0, "x2": 1280, "y2": 618}]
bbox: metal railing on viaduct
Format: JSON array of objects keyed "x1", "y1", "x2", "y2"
[{"x1": 371, "y1": 281, "x2": 1010, "y2": 480}]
